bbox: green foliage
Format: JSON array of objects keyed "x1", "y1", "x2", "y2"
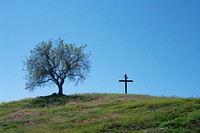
[{"x1": 0, "y1": 94, "x2": 200, "y2": 132}]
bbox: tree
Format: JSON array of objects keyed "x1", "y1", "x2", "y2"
[{"x1": 24, "y1": 38, "x2": 91, "y2": 96}]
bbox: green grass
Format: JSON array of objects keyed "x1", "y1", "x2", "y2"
[{"x1": 0, "y1": 93, "x2": 200, "y2": 132}]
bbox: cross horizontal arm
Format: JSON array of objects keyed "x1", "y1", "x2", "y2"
[{"x1": 119, "y1": 80, "x2": 133, "y2": 82}]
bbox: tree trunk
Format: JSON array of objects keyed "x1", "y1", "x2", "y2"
[{"x1": 58, "y1": 85, "x2": 63, "y2": 96}]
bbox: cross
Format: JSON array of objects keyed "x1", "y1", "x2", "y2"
[{"x1": 119, "y1": 74, "x2": 133, "y2": 94}]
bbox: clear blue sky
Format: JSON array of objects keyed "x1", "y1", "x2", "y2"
[{"x1": 1, "y1": 0, "x2": 200, "y2": 102}]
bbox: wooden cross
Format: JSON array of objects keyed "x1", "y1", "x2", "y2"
[{"x1": 119, "y1": 74, "x2": 133, "y2": 94}]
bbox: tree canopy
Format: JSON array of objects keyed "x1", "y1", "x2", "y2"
[{"x1": 24, "y1": 38, "x2": 91, "y2": 96}]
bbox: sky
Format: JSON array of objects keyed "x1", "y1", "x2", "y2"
[{"x1": 1, "y1": 0, "x2": 200, "y2": 102}]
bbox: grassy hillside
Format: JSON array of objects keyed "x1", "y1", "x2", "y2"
[{"x1": 0, "y1": 93, "x2": 200, "y2": 133}]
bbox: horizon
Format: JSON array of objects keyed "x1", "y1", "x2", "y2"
[
  {"x1": 1, "y1": 0, "x2": 200, "y2": 102},
  {"x1": 0, "y1": 92, "x2": 196, "y2": 104}
]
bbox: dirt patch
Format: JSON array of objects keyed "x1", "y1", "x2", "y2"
[
  {"x1": 73, "y1": 113, "x2": 119, "y2": 125},
  {"x1": 1, "y1": 109, "x2": 44, "y2": 122},
  {"x1": 51, "y1": 116, "x2": 66, "y2": 124}
]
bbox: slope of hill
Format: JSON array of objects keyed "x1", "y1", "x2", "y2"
[{"x1": 0, "y1": 93, "x2": 200, "y2": 133}]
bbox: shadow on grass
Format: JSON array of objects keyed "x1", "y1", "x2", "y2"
[{"x1": 28, "y1": 93, "x2": 95, "y2": 108}]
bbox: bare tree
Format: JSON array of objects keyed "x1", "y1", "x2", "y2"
[{"x1": 24, "y1": 38, "x2": 91, "y2": 96}]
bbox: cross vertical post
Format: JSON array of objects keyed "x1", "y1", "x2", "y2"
[{"x1": 119, "y1": 74, "x2": 133, "y2": 94}]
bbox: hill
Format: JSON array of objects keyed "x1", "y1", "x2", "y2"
[{"x1": 0, "y1": 93, "x2": 200, "y2": 132}]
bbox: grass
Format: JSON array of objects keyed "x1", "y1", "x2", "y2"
[{"x1": 0, "y1": 93, "x2": 200, "y2": 132}]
